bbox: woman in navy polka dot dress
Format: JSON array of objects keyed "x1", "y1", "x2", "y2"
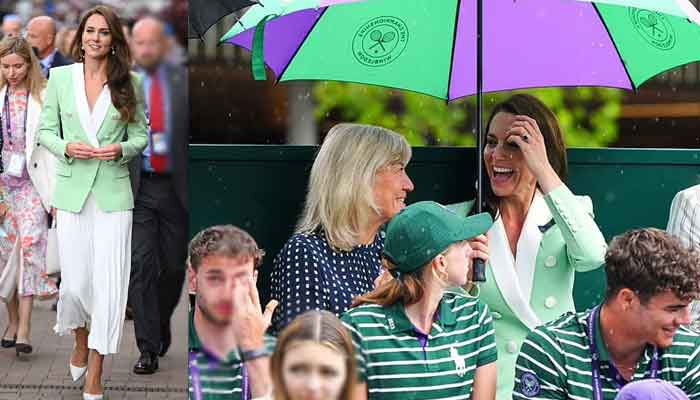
[{"x1": 270, "y1": 123, "x2": 414, "y2": 334}]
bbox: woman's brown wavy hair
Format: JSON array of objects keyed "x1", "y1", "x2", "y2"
[
  {"x1": 353, "y1": 258, "x2": 427, "y2": 308},
  {"x1": 71, "y1": 5, "x2": 137, "y2": 122}
]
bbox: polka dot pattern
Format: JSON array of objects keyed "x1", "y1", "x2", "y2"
[{"x1": 270, "y1": 230, "x2": 384, "y2": 334}]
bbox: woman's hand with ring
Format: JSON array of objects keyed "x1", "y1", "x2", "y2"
[{"x1": 505, "y1": 115, "x2": 561, "y2": 193}]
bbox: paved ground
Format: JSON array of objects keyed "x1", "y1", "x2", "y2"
[{"x1": 0, "y1": 290, "x2": 188, "y2": 399}]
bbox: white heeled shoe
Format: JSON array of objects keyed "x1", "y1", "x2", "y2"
[
  {"x1": 81, "y1": 371, "x2": 104, "y2": 399},
  {"x1": 69, "y1": 362, "x2": 87, "y2": 382}
]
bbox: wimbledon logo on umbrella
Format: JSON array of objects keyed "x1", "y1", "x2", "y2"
[
  {"x1": 629, "y1": 9, "x2": 676, "y2": 50},
  {"x1": 352, "y1": 16, "x2": 408, "y2": 67}
]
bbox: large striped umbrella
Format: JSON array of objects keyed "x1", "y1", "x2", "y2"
[
  {"x1": 221, "y1": 0, "x2": 700, "y2": 279},
  {"x1": 221, "y1": 0, "x2": 700, "y2": 98}
]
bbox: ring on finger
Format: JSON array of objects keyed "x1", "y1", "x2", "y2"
[{"x1": 522, "y1": 134, "x2": 530, "y2": 142}]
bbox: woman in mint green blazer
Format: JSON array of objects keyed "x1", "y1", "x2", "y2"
[
  {"x1": 450, "y1": 94, "x2": 606, "y2": 399},
  {"x1": 37, "y1": 6, "x2": 147, "y2": 400}
]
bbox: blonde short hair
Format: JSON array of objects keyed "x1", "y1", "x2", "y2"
[{"x1": 296, "y1": 123, "x2": 411, "y2": 251}]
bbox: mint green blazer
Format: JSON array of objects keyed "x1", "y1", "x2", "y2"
[
  {"x1": 38, "y1": 64, "x2": 148, "y2": 213},
  {"x1": 449, "y1": 184, "x2": 607, "y2": 399}
]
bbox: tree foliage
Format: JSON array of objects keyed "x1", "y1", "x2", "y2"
[{"x1": 313, "y1": 82, "x2": 622, "y2": 147}]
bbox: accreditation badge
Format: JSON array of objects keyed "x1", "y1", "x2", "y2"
[
  {"x1": 151, "y1": 132, "x2": 167, "y2": 155},
  {"x1": 6, "y1": 153, "x2": 25, "y2": 177}
]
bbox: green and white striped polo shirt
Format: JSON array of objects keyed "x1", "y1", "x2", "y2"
[
  {"x1": 514, "y1": 307, "x2": 700, "y2": 399},
  {"x1": 188, "y1": 311, "x2": 276, "y2": 400},
  {"x1": 341, "y1": 290, "x2": 497, "y2": 399}
]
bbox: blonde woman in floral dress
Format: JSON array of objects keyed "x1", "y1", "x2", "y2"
[{"x1": 0, "y1": 37, "x2": 57, "y2": 357}]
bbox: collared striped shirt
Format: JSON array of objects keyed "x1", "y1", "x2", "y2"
[
  {"x1": 667, "y1": 185, "x2": 700, "y2": 330},
  {"x1": 188, "y1": 311, "x2": 276, "y2": 400},
  {"x1": 341, "y1": 290, "x2": 497, "y2": 399},
  {"x1": 667, "y1": 184, "x2": 700, "y2": 250},
  {"x1": 514, "y1": 307, "x2": 700, "y2": 400}
]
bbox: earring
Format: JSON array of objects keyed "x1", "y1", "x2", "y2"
[
  {"x1": 111, "y1": 47, "x2": 116, "y2": 56},
  {"x1": 431, "y1": 263, "x2": 449, "y2": 287}
]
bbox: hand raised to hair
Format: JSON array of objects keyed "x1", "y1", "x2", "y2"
[{"x1": 506, "y1": 115, "x2": 562, "y2": 193}]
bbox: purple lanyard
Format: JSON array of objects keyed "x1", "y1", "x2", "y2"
[
  {"x1": 588, "y1": 306, "x2": 660, "y2": 400},
  {"x1": 189, "y1": 350, "x2": 250, "y2": 400},
  {"x1": 242, "y1": 363, "x2": 249, "y2": 400},
  {"x1": 3, "y1": 90, "x2": 28, "y2": 140},
  {"x1": 189, "y1": 351, "x2": 203, "y2": 400}
]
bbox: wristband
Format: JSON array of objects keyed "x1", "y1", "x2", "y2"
[{"x1": 239, "y1": 346, "x2": 270, "y2": 362}]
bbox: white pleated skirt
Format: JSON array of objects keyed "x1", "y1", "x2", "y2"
[{"x1": 54, "y1": 193, "x2": 132, "y2": 355}]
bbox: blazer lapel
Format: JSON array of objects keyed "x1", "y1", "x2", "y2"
[
  {"x1": 454, "y1": 194, "x2": 554, "y2": 330},
  {"x1": 72, "y1": 63, "x2": 100, "y2": 148},
  {"x1": 515, "y1": 191, "x2": 552, "y2": 302},
  {"x1": 25, "y1": 94, "x2": 40, "y2": 161},
  {"x1": 488, "y1": 217, "x2": 542, "y2": 330}
]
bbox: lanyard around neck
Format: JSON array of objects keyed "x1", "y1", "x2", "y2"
[
  {"x1": 189, "y1": 350, "x2": 250, "y2": 400},
  {"x1": 4, "y1": 88, "x2": 29, "y2": 138},
  {"x1": 189, "y1": 351, "x2": 203, "y2": 400},
  {"x1": 587, "y1": 305, "x2": 660, "y2": 400}
]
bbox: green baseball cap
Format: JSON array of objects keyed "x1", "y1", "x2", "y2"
[{"x1": 383, "y1": 201, "x2": 493, "y2": 273}]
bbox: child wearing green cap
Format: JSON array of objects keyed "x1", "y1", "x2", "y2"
[{"x1": 341, "y1": 201, "x2": 497, "y2": 400}]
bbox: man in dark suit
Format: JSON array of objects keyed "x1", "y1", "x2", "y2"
[
  {"x1": 128, "y1": 16, "x2": 188, "y2": 375},
  {"x1": 26, "y1": 16, "x2": 72, "y2": 78}
]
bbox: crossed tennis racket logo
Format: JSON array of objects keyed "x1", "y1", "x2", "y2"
[{"x1": 368, "y1": 29, "x2": 397, "y2": 54}]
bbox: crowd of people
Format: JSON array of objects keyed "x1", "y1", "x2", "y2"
[
  {"x1": 0, "y1": 4, "x2": 188, "y2": 400},
  {"x1": 0, "y1": 3, "x2": 697, "y2": 400},
  {"x1": 187, "y1": 94, "x2": 700, "y2": 400}
]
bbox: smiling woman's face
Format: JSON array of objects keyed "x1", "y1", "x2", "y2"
[
  {"x1": 484, "y1": 112, "x2": 537, "y2": 200},
  {"x1": 373, "y1": 162, "x2": 414, "y2": 222},
  {"x1": 81, "y1": 13, "x2": 112, "y2": 60},
  {"x1": 282, "y1": 340, "x2": 348, "y2": 400}
]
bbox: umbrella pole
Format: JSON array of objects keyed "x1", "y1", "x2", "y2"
[{"x1": 473, "y1": 0, "x2": 486, "y2": 282}]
